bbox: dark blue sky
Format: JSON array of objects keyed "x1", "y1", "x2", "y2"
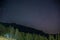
[{"x1": 0, "y1": 0, "x2": 60, "y2": 34}]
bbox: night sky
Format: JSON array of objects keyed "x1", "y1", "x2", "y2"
[{"x1": 0, "y1": 0, "x2": 60, "y2": 34}]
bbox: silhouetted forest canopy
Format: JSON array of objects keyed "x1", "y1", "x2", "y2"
[{"x1": 0, "y1": 22, "x2": 60, "y2": 40}]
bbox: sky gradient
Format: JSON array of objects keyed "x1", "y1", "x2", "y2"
[{"x1": 0, "y1": 0, "x2": 60, "y2": 34}]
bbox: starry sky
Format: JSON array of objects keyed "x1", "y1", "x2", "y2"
[{"x1": 0, "y1": 0, "x2": 60, "y2": 34}]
